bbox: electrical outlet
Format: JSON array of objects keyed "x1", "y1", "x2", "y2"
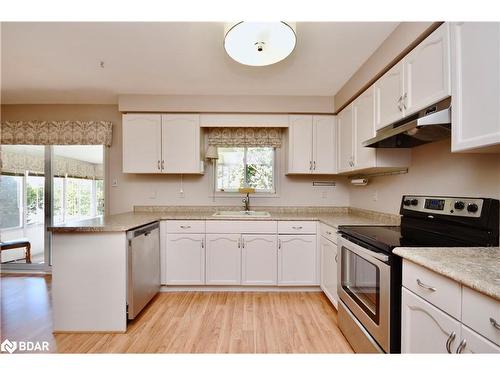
[{"x1": 111, "y1": 179, "x2": 118, "y2": 187}]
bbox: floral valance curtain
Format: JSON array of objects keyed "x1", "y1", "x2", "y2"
[
  {"x1": 207, "y1": 127, "x2": 282, "y2": 148},
  {"x1": 1, "y1": 147, "x2": 103, "y2": 179},
  {"x1": 0, "y1": 120, "x2": 113, "y2": 146}
]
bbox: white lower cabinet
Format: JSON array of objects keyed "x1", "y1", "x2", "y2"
[
  {"x1": 165, "y1": 233, "x2": 205, "y2": 285},
  {"x1": 459, "y1": 325, "x2": 500, "y2": 354},
  {"x1": 320, "y1": 235, "x2": 338, "y2": 307},
  {"x1": 205, "y1": 234, "x2": 241, "y2": 285},
  {"x1": 241, "y1": 234, "x2": 278, "y2": 285},
  {"x1": 278, "y1": 235, "x2": 317, "y2": 286},
  {"x1": 401, "y1": 287, "x2": 461, "y2": 353}
]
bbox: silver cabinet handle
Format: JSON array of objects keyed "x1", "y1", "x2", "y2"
[
  {"x1": 334, "y1": 253, "x2": 338, "y2": 263},
  {"x1": 237, "y1": 238, "x2": 241, "y2": 248},
  {"x1": 278, "y1": 239, "x2": 282, "y2": 249},
  {"x1": 161, "y1": 160, "x2": 165, "y2": 170},
  {"x1": 490, "y1": 318, "x2": 500, "y2": 330},
  {"x1": 416, "y1": 279, "x2": 437, "y2": 292},
  {"x1": 241, "y1": 238, "x2": 245, "y2": 248},
  {"x1": 313, "y1": 161, "x2": 316, "y2": 170},
  {"x1": 309, "y1": 161, "x2": 312, "y2": 170},
  {"x1": 456, "y1": 339, "x2": 466, "y2": 354},
  {"x1": 446, "y1": 331, "x2": 456, "y2": 354},
  {"x1": 403, "y1": 93, "x2": 407, "y2": 110},
  {"x1": 180, "y1": 225, "x2": 191, "y2": 229},
  {"x1": 157, "y1": 160, "x2": 161, "y2": 170},
  {"x1": 397, "y1": 96, "x2": 403, "y2": 111},
  {"x1": 292, "y1": 226, "x2": 303, "y2": 230},
  {"x1": 201, "y1": 239, "x2": 204, "y2": 249}
]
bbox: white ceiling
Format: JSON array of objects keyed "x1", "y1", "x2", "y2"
[{"x1": 1, "y1": 22, "x2": 398, "y2": 104}]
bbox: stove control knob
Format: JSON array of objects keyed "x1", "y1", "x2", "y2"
[
  {"x1": 410, "y1": 199, "x2": 419, "y2": 206},
  {"x1": 454, "y1": 201, "x2": 465, "y2": 210},
  {"x1": 467, "y1": 203, "x2": 479, "y2": 213},
  {"x1": 403, "y1": 199, "x2": 411, "y2": 206}
]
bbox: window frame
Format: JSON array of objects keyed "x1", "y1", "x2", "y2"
[{"x1": 215, "y1": 146, "x2": 277, "y2": 195}]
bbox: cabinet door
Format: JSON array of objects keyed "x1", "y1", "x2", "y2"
[
  {"x1": 451, "y1": 22, "x2": 500, "y2": 152},
  {"x1": 205, "y1": 234, "x2": 241, "y2": 285},
  {"x1": 312, "y1": 115, "x2": 337, "y2": 174},
  {"x1": 278, "y1": 235, "x2": 317, "y2": 286},
  {"x1": 337, "y1": 105, "x2": 354, "y2": 173},
  {"x1": 320, "y1": 236, "x2": 338, "y2": 307},
  {"x1": 241, "y1": 234, "x2": 277, "y2": 286},
  {"x1": 287, "y1": 115, "x2": 313, "y2": 173},
  {"x1": 459, "y1": 325, "x2": 500, "y2": 354},
  {"x1": 165, "y1": 233, "x2": 205, "y2": 285},
  {"x1": 374, "y1": 61, "x2": 405, "y2": 131},
  {"x1": 161, "y1": 114, "x2": 201, "y2": 173},
  {"x1": 353, "y1": 87, "x2": 376, "y2": 170},
  {"x1": 122, "y1": 114, "x2": 162, "y2": 173},
  {"x1": 401, "y1": 288, "x2": 461, "y2": 353},
  {"x1": 404, "y1": 23, "x2": 450, "y2": 116}
]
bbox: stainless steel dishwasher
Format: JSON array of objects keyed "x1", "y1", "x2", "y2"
[{"x1": 126, "y1": 222, "x2": 160, "y2": 319}]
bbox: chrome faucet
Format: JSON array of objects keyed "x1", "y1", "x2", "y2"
[{"x1": 242, "y1": 193, "x2": 250, "y2": 212}]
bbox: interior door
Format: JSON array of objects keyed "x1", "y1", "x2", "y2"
[
  {"x1": 374, "y1": 61, "x2": 404, "y2": 131},
  {"x1": 404, "y1": 23, "x2": 450, "y2": 116},
  {"x1": 205, "y1": 234, "x2": 241, "y2": 285},
  {"x1": 288, "y1": 115, "x2": 313, "y2": 173},
  {"x1": 161, "y1": 114, "x2": 200, "y2": 173},
  {"x1": 313, "y1": 115, "x2": 337, "y2": 173},
  {"x1": 122, "y1": 114, "x2": 162, "y2": 173},
  {"x1": 337, "y1": 105, "x2": 354, "y2": 173},
  {"x1": 353, "y1": 87, "x2": 376, "y2": 170}
]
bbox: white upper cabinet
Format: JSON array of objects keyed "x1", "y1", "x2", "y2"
[
  {"x1": 404, "y1": 23, "x2": 451, "y2": 116},
  {"x1": 337, "y1": 104, "x2": 354, "y2": 173},
  {"x1": 374, "y1": 23, "x2": 451, "y2": 132},
  {"x1": 287, "y1": 115, "x2": 337, "y2": 174},
  {"x1": 122, "y1": 114, "x2": 162, "y2": 173},
  {"x1": 287, "y1": 115, "x2": 314, "y2": 173},
  {"x1": 122, "y1": 113, "x2": 203, "y2": 174},
  {"x1": 451, "y1": 22, "x2": 500, "y2": 152},
  {"x1": 313, "y1": 116, "x2": 337, "y2": 173},
  {"x1": 353, "y1": 87, "x2": 377, "y2": 170},
  {"x1": 161, "y1": 114, "x2": 202, "y2": 173},
  {"x1": 374, "y1": 61, "x2": 405, "y2": 131}
]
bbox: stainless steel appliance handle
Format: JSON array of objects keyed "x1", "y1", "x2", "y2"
[
  {"x1": 340, "y1": 236, "x2": 389, "y2": 263},
  {"x1": 416, "y1": 278, "x2": 437, "y2": 292},
  {"x1": 490, "y1": 317, "x2": 500, "y2": 330},
  {"x1": 456, "y1": 339, "x2": 467, "y2": 354},
  {"x1": 446, "y1": 331, "x2": 456, "y2": 354}
]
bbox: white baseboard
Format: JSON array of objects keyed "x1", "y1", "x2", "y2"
[{"x1": 160, "y1": 285, "x2": 322, "y2": 292}]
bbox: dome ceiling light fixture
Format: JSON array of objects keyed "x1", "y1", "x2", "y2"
[{"x1": 224, "y1": 22, "x2": 297, "y2": 67}]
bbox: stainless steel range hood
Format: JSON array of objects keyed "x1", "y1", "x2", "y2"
[{"x1": 363, "y1": 97, "x2": 451, "y2": 148}]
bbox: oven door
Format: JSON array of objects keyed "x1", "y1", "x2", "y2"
[{"x1": 337, "y1": 234, "x2": 391, "y2": 352}]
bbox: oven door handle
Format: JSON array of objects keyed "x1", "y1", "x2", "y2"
[{"x1": 340, "y1": 236, "x2": 389, "y2": 263}]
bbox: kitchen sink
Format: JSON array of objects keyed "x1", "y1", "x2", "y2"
[{"x1": 212, "y1": 210, "x2": 271, "y2": 218}]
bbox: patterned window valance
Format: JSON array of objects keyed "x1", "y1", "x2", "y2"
[
  {"x1": 207, "y1": 127, "x2": 282, "y2": 148},
  {"x1": 1, "y1": 147, "x2": 103, "y2": 180},
  {"x1": 0, "y1": 120, "x2": 113, "y2": 146}
]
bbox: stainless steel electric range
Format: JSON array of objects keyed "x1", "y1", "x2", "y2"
[{"x1": 337, "y1": 195, "x2": 499, "y2": 353}]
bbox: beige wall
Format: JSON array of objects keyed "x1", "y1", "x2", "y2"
[
  {"x1": 349, "y1": 140, "x2": 500, "y2": 214},
  {"x1": 1, "y1": 104, "x2": 351, "y2": 215},
  {"x1": 334, "y1": 22, "x2": 438, "y2": 112}
]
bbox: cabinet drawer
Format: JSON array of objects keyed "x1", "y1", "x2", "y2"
[
  {"x1": 206, "y1": 220, "x2": 277, "y2": 234},
  {"x1": 278, "y1": 221, "x2": 316, "y2": 234},
  {"x1": 402, "y1": 260, "x2": 461, "y2": 319},
  {"x1": 462, "y1": 286, "x2": 500, "y2": 346},
  {"x1": 166, "y1": 220, "x2": 205, "y2": 233},
  {"x1": 319, "y1": 223, "x2": 337, "y2": 243}
]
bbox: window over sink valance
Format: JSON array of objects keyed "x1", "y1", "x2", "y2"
[
  {"x1": 0, "y1": 120, "x2": 113, "y2": 146},
  {"x1": 207, "y1": 127, "x2": 282, "y2": 148}
]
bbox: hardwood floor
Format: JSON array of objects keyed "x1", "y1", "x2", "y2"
[{"x1": 0, "y1": 274, "x2": 353, "y2": 353}]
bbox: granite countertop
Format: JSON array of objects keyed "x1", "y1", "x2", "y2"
[
  {"x1": 393, "y1": 247, "x2": 500, "y2": 301},
  {"x1": 48, "y1": 206, "x2": 399, "y2": 233}
]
